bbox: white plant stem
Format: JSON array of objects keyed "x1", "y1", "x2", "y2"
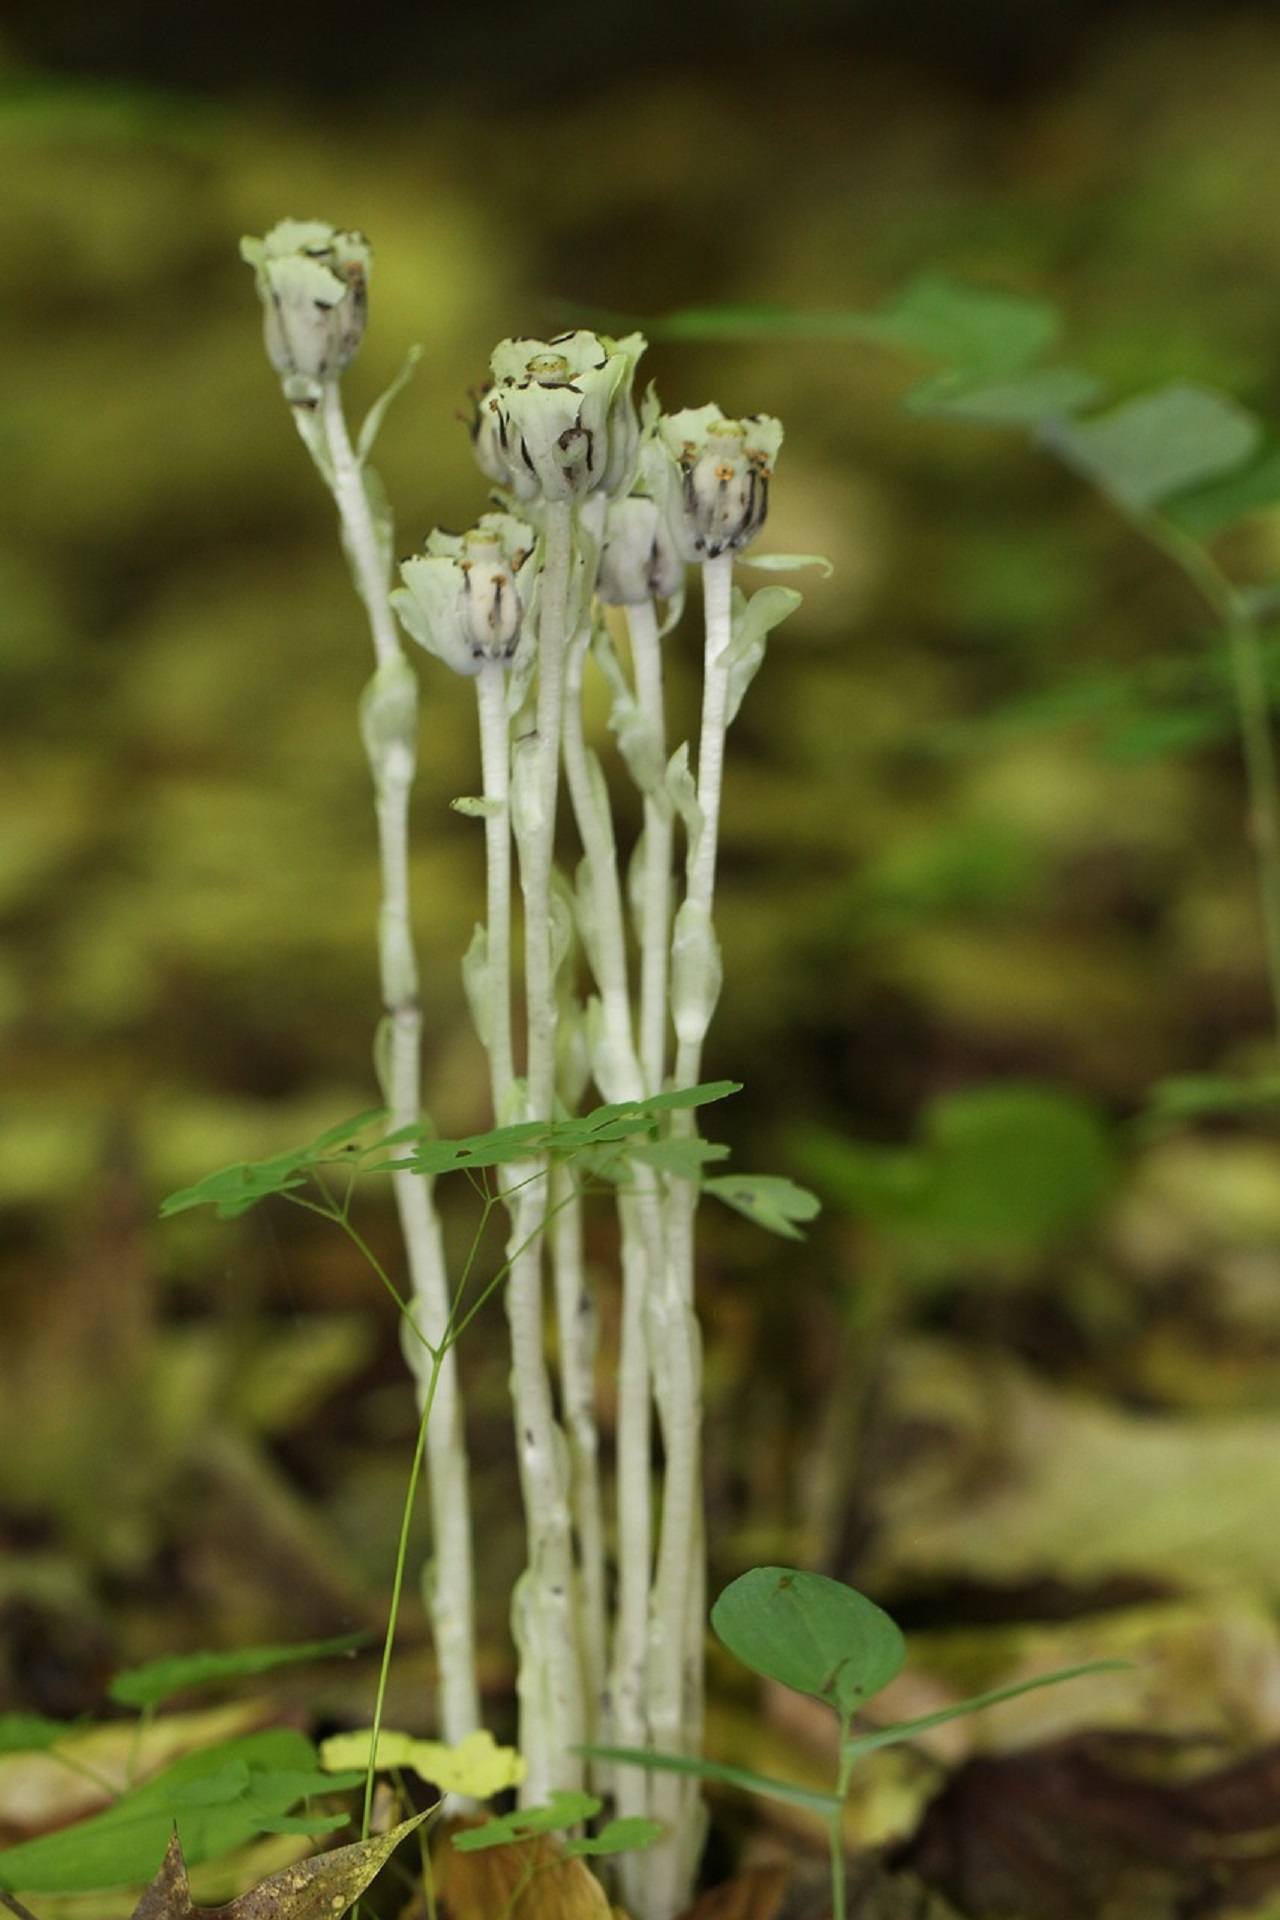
[
  {"x1": 524, "y1": 499, "x2": 574, "y2": 1116},
  {"x1": 475, "y1": 662, "x2": 515, "y2": 1111},
  {"x1": 318, "y1": 378, "x2": 479, "y2": 1746},
  {"x1": 562, "y1": 631, "x2": 643, "y2": 1105},
  {"x1": 550, "y1": 1163, "x2": 607, "y2": 1726},
  {"x1": 680, "y1": 552, "x2": 735, "y2": 986},
  {"x1": 627, "y1": 596, "x2": 674, "y2": 1097},
  {"x1": 562, "y1": 622, "x2": 671, "y2": 1858},
  {"x1": 641, "y1": 552, "x2": 737, "y2": 1920},
  {"x1": 506, "y1": 497, "x2": 585, "y2": 1799},
  {"x1": 611, "y1": 1190, "x2": 654, "y2": 1819}
]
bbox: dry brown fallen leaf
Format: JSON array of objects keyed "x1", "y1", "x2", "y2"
[
  {"x1": 433, "y1": 1820, "x2": 610, "y2": 1920},
  {"x1": 126, "y1": 1808, "x2": 431, "y2": 1920}
]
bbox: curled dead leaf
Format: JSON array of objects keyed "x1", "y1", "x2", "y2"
[{"x1": 128, "y1": 1808, "x2": 431, "y2": 1920}]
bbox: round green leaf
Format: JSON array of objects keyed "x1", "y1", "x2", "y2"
[{"x1": 711, "y1": 1568, "x2": 906, "y2": 1721}]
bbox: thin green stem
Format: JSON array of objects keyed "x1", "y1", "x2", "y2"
[
  {"x1": 363, "y1": 1359, "x2": 441, "y2": 1838},
  {"x1": 830, "y1": 1739, "x2": 859, "y2": 1920},
  {"x1": 828, "y1": 1811, "x2": 847, "y2": 1920},
  {"x1": 296, "y1": 1182, "x2": 421, "y2": 1337},
  {"x1": 1140, "y1": 513, "x2": 1280, "y2": 1047}
]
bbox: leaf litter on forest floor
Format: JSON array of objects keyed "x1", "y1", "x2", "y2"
[
  {"x1": 867, "y1": 1338, "x2": 1280, "y2": 1595},
  {"x1": 126, "y1": 1808, "x2": 431, "y2": 1920},
  {"x1": 433, "y1": 1819, "x2": 611, "y2": 1920}
]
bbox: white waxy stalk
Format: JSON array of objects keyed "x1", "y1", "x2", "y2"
[
  {"x1": 561, "y1": 629, "x2": 643, "y2": 1106},
  {"x1": 562, "y1": 606, "x2": 680, "y2": 1843},
  {"x1": 239, "y1": 213, "x2": 485, "y2": 1752},
  {"x1": 599, "y1": 490, "x2": 684, "y2": 1095},
  {"x1": 474, "y1": 656, "x2": 516, "y2": 1113},
  {"x1": 634, "y1": 405, "x2": 781, "y2": 1920},
  {"x1": 505, "y1": 495, "x2": 587, "y2": 1798},
  {"x1": 549, "y1": 1162, "x2": 607, "y2": 1727}
]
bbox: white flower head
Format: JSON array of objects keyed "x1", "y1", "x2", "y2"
[
  {"x1": 393, "y1": 518, "x2": 536, "y2": 678},
  {"x1": 598, "y1": 494, "x2": 685, "y2": 606},
  {"x1": 656, "y1": 406, "x2": 783, "y2": 561},
  {"x1": 471, "y1": 330, "x2": 646, "y2": 504},
  {"x1": 240, "y1": 218, "x2": 372, "y2": 406}
]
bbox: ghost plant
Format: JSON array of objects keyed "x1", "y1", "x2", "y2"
[{"x1": 235, "y1": 217, "x2": 814, "y2": 1920}]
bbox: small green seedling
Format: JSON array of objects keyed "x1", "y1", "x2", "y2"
[{"x1": 591, "y1": 1565, "x2": 1123, "y2": 1920}]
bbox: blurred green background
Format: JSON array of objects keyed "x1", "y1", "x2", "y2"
[{"x1": 7, "y1": 0, "x2": 1280, "y2": 1805}]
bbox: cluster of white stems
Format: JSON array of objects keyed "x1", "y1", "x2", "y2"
[{"x1": 242, "y1": 219, "x2": 789, "y2": 1920}]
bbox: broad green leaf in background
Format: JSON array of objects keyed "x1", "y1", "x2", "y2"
[
  {"x1": 109, "y1": 1634, "x2": 369, "y2": 1712},
  {"x1": 948, "y1": 629, "x2": 1280, "y2": 765},
  {"x1": 1038, "y1": 382, "x2": 1263, "y2": 514},
  {"x1": 0, "y1": 1714, "x2": 82, "y2": 1755},
  {"x1": 799, "y1": 1081, "x2": 1115, "y2": 1252},
  {"x1": 1165, "y1": 438, "x2": 1280, "y2": 537},
  {"x1": 711, "y1": 1568, "x2": 906, "y2": 1721},
  {"x1": 633, "y1": 275, "x2": 1058, "y2": 369},
  {"x1": 0, "y1": 1731, "x2": 360, "y2": 1893},
  {"x1": 860, "y1": 274, "x2": 1061, "y2": 368},
  {"x1": 905, "y1": 364, "x2": 1107, "y2": 425}
]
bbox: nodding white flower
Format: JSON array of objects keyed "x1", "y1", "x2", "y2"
[
  {"x1": 471, "y1": 330, "x2": 645, "y2": 504},
  {"x1": 240, "y1": 219, "x2": 372, "y2": 404},
  {"x1": 392, "y1": 519, "x2": 535, "y2": 678},
  {"x1": 656, "y1": 406, "x2": 783, "y2": 561},
  {"x1": 598, "y1": 493, "x2": 685, "y2": 606}
]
